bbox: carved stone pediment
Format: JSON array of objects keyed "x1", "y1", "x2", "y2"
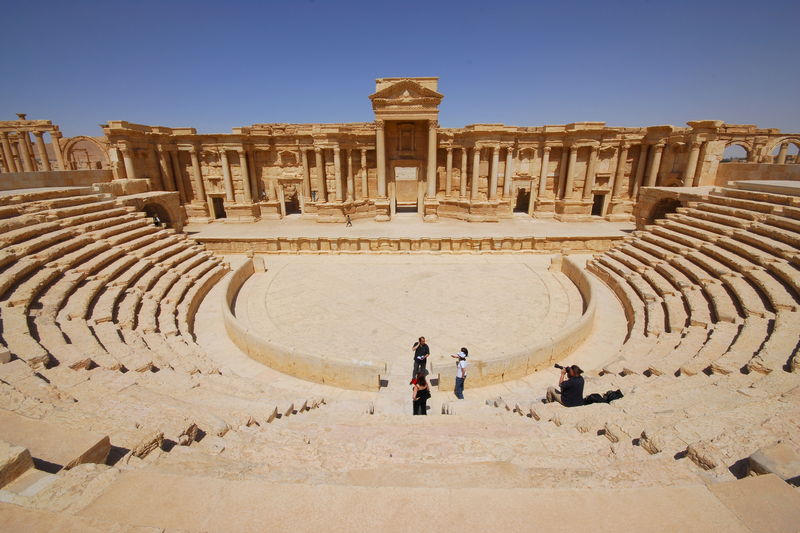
[{"x1": 370, "y1": 78, "x2": 443, "y2": 121}]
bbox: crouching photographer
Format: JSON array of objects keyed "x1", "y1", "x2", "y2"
[{"x1": 545, "y1": 364, "x2": 584, "y2": 407}]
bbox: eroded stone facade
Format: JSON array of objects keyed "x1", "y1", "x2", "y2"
[{"x1": 4, "y1": 78, "x2": 799, "y2": 224}]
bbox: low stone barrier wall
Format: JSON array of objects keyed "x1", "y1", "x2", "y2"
[
  {"x1": 197, "y1": 234, "x2": 624, "y2": 255},
  {"x1": 0, "y1": 170, "x2": 112, "y2": 190},
  {"x1": 221, "y1": 259, "x2": 384, "y2": 391},
  {"x1": 433, "y1": 256, "x2": 597, "y2": 390}
]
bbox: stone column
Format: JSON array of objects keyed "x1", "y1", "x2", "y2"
[
  {"x1": 645, "y1": 143, "x2": 664, "y2": 188},
  {"x1": 238, "y1": 149, "x2": 253, "y2": 204},
  {"x1": 220, "y1": 149, "x2": 234, "y2": 202},
  {"x1": 33, "y1": 132, "x2": 51, "y2": 171},
  {"x1": 582, "y1": 145, "x2": 598, "y2": 200},
  {"x1": 502, "y1": 147, "x2": 514, "y2": 198},
  {"x1": 426, "y1": 120, "x2": 437, "y2": 198},
  {"x1": 170, "y1": 150, "x2": 187, "y2": 203},
  {"x1": 471, "y1": 147, "x2": 481, "y2": 200},
  {"x1": 300, "y1": 148, "x2": 311, "y2": 201},
  {"x1": 21, "y1": 132, "x2": 36, "y2": 171},
  {"x1": 314, "y1": 147, "x2": 327, "y2": 202},
  {"x1": 459, "y1": 148, "x2": 468, "y2": 198},
  {"x1": 557, "y1": 148, "x2": 569, "y2": 198},
  {"x1": 248, "y1": 150, "x2": 261, "y2": 200},
  {"x1": 564, "y1": 145, "x2": 578, "y2": 199},
  {"x1": 346, "y1": 148, "x2": 354, "y2": 202},
  {"x1": 360, "y1": 149, "x2": 368, "y2": 199},
  {"x1": 682, "y1": 141, "x2": 702, "y2": 186},
  {"x1": 147, "y1": 148, "x2": 163, "y2": 189},
  {"x1": 445, "y1": 147, "x2": 453, "y2": 198},
  {"x1": 776, "y1": 142, "x2": 789, "y2": 164},
  {"x1": 158, "y1": 147, "x2": 176, "y2": 191},
  {"x1": 17, "y1": 133, "x2": 33, "y2": 172},
  {"x1": 50, "y1": 132, "x2": 66, "y2": 171},
  {"x1": 120, "y1": 146, "x2": 136, "y2": 179},
  {"x1": 632, "y1": 144, "x2": 649, "y2": 198},
  {"x1": 488, "y1": 145, "x2": 499, "y2": 200},
  {"x1": 0, "y1": 132, "x2": 17, "y2": 173},
  {"x1": 189, "y1": 146, "x2": 206, "y2": 203},
  {"x1": 333, "y1": 146, "x2": 343, "y2": 202},
  {"x1": 538, "y1": 146, "x2": 551, "y2": 198},
  {"x1": 611, "y1": 143, "x2": 629, "y2": 199},
  {"x1": 375, "y1": 120, "x2": 386, "y2": 198}
]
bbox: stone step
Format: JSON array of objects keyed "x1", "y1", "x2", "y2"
[
  {"x1": 0, "y1": 409, "x2": 110, "y2": 472},
  {"x1": 73, "y1": 469, "x2": 769, "y2": 532}
]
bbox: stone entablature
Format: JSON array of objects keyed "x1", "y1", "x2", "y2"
[{"x1": 8, "y1": 78, "x2": 797, "y2": 224}]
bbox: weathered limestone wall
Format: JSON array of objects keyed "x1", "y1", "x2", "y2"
[
  {"x1": 0, "y1": 170, "x2": 112, "y2": 191},
  {"x1": 715, "y1": 163, "x2": 800, "y2": 185},
  {"x1": 222, "y1": 259, "x2": 384, "y2": 391},
  {"x1": 434, "y1": 256, "x2": 596, "y2": 389}
]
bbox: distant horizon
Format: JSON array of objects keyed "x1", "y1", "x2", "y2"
[{"x1": 2, "y1": 0, "x2": 798, "y2": 138}]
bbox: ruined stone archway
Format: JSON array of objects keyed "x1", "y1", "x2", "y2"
[
  {"x1": 721, "y1": 142, "x2": 751, "y2": 163},
  {"x1": 766, "y1": 137, "x2": 800, "y2": 164},
  {"x1": 63, "y1": 136, "x2": 110, "y2": 169}
]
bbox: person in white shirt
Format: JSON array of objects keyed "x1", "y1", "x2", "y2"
[{"x1": 450, "y1": 348, "x2": 468, "y2": 399}]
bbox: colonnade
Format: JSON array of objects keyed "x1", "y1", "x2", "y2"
[{"x1": 0, "y1": 126, "x2": 66, "y2": 173}]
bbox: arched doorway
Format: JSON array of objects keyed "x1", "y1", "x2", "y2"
[
  {"x1": 769, "y1": 140, "x2": 800, "y2": 164},
  {"x1": 142, "y1": 203, "x2": 173, "y2": 228},
  {"x1": 721, "y1": 144, "x2": 749, "y2": 163},
  {"x1": 63, "y1": 136, "x2": 110, "y2": 170}
]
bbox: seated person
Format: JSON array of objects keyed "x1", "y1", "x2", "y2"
[{"x1": 545, "y1": 365, "x2": 584, "y2": 407}]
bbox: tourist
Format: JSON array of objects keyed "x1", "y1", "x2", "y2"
[
  {"x1": 412, "y1": 372, "x2": 430, "y2": 415},
  {"x1": 545, "y1": 365, "x2": 584, "y2": 407},
  {"x1": 411, "y1": 336, "x2": 430, "y2": 383},
  {"x1": 451, "y1": 348, "x2": 468, "y2": 399},
  {"x1": 345, "y1": 214, "x2": 352, "y2": 227}
]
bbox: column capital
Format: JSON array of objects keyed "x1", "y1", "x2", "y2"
[
  {"x1": 446, "y1": 146, "x2": 453, "y2": 153},
  {"x1": 588, "y1": 144, "x2": 598, "y2": 153},
  {"x1": 333, "y1": 146, "x2": 341, "y2": 154},
  {"x1": 375, "y1": 119, "x2": 385, "y2": 128},
  {"x1": 236, "y1": 147, "x2": 246, "y2": 155},
  {"x1": 542, "y1": 145, "x2": 551, "y2": 154},
  {"x1": 428, "y1": 119, "x2": 438, "y2": 128},
  {"x1": 492, "y1": 144, "x2": 499, "y2": 152},
  {"x1": 654, "y1": 142, "x2": 666, "y2": 151},
  {"x1": 50, "y1": 130, "x2": 62, "y2": 139},
  {"x1": 690, "y1": 141, "x2": 702, "y2": 149},
  {"x1": 32, "y1": 131, "x2": 45, "y2": 139},
  {"x1": 314, "y1": 146, "x2": 322, "y2": 154},
  {"x1": 619, "y1": 142, "x2": 630, "y2": 150}
]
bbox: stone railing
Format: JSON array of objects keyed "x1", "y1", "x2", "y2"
[
  {"x1": 221, "y1": 259, "x2": 385, "y2": 391},
  {"x1": 197, "y1": 234, "x2": 624, "y2": 255},
  {"x1": 433, "y1": 256, "x2": 597, "y2": 390}
]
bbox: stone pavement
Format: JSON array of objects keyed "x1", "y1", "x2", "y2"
[
  {"x1": 234, "y1": 254, "x2": 582, "y2": 385},
  {"x1": 186, "y1": 212, "x2": 634, "y2": 240}
]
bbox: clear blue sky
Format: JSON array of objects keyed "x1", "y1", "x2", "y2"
[{"x1": 2, "y1": 0, "x2": 798, "y2": 137}]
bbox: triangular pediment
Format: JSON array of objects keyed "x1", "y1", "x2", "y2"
[{"x1": 369, "y1": 79, "x2": 443, "y2": 102}]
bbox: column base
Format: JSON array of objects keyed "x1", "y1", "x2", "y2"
[
  {"x1": 555, "y1": 198, "x2": 593, "y2": 221},
  {"x1": 373, "y1": 198, "x2": 391, "y2": 222},
  {"x1": 605, "y1": 198, "x2": 635, "y2": 221},
  {"x1": 223, "y1": 203, "x2": 261, "y2": 223},
  {"x1": 422, "y1": 198, "x2": 439, "y2": 222},
  {"x1": 184, "y1": 202, "x2": 210, "y2": 224},
  {"x1": 533, "y1": 198, "x2": 556, "y2": 218}
]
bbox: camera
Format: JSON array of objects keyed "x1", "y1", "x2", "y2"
[{"x1": 554, "y1": 364, "x2": 565, "y2": 370}]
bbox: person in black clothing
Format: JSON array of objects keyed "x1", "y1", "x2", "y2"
[
  {"x1": 545, "y1": 365, "x2": 584, "y2": 407},
  {"x1": 412, "y1": 372, "x2": 430, "y2": 415},
  {"x1": 411, "y1": 336, "x2": 430, "y2": 383}
]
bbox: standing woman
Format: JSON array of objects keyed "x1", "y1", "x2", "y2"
[{"x1": 412, "y1": 372, "x2": 431, "y2": 415}]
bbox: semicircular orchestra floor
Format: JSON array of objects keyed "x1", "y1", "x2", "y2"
[{"x1": 234, "y1": 254, "x2": 584, "y2": 378}]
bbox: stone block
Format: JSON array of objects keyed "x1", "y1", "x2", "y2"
[
  {"x1": 748, "y1": 442, "x2": 800, "y2": 485},
  {"x1": 0, "y1": 348, "x2": 12, "y2": 364},
  {"x1": 0, "y1": 439, "x2": 33, "y2": 488}
]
